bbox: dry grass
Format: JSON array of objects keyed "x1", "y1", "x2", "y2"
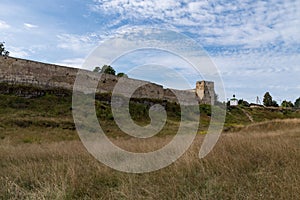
[{"x1": 0, "y1": 119, "x2": 300, "y2": 199}]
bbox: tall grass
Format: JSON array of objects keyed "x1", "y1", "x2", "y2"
[{"x1": 1, "y1": 119, "x2": 300, "y2": 199}]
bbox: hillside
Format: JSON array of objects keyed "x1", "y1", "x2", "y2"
[{"x1": 0, "y1": 84, "x2": 300, "y2": 143}]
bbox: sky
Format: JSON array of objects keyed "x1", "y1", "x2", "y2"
[{"x1": 0, "y1": 0, "x2": 299, "y2": 103}]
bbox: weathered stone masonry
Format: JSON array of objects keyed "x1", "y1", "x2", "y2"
[{"x1": 0, "y1": 56, "x2": 215, "y2": 105}]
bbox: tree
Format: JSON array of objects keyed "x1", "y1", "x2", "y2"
[
  {"x1": 93, "y1": 66, "x2": 101, "y2": 73},
  {"x1": 0, "y1": 42, "x2": 9, "y2": 56},
  {"x1": 117, "y1": 72, "x2": 128, "y2": 78},
  {"x1": 101, "y1": 65, "x2": 115, "y2": 75},
  {"x1": 271, "y1": 100, "x2": 279, "y2": 107},
  {"x1": 281, "y1": 100, "x2": 294, "y2": 108},
  {"x1": 294, "y1": 97, "x2": 300, "y2": 108},
  {"x1": 263, "y1": 92, "x2": 273, "y2": 107}
]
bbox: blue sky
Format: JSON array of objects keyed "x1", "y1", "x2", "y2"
[{"x1": 0, "y1": 0, "x2": 299, "y2": 103}]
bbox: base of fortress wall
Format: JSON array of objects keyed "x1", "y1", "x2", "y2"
[{"x1": 0, "y1": 82, "x2": 72, "y2": 98}]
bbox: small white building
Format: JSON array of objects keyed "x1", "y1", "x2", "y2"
[{"x1": 230, "y1": 95, "x2": 238, "y2": 106}]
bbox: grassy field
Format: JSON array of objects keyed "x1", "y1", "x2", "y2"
[{"x1": 0, "y1": 92, "x2": 300, "y2": 199}]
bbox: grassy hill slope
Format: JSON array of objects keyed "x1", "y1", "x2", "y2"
[{"x1": 0, "y1": 87, "x2": 300, "y2": 143}]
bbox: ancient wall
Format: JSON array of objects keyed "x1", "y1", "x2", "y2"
[
  {"x1": 0, "y1": 56, "x2": 164, "y2": 99},
  {"x1": 163, "y1": 89, "x2": 199, "y2": 105},
  {"x1": 0, "y1": 56, "x2": 78, "y2": 89},
  {"x1": 0, "y1": 56, "x2": 215, "y2": 105}
]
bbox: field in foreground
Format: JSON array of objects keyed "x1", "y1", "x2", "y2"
[{"x1": 1, "y1": 118, "x2": 300, "y2": 199}]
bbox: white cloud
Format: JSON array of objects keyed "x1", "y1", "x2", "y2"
[
  {"x1": 212, "y1": 51, "x2": 300, "y2": 76},
  {"x1": 55, "y1": 58, "x2": 86, "y2": 69},
  {"x1": 24, "y1": 23, "x2": 38, "y2": 29},
  {"x1": 211, "y1": 50, "x2": 300, "y2": 102},
  {"x1": 8, "y1": 46, "x2": 29, "y2": 58},
  {"x1": 56, "y1": 33, "x2": 100, "y2": 54},
  {"x1": 0, "y1": 20, "x2": 10, "y2": 29},
  {"x1": 91, "y1": 0, "x2": 300, "y2": 48}
]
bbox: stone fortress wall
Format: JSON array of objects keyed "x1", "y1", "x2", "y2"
[{"x1": 0, "y1": 56, "x2": 215, "y2": 105}]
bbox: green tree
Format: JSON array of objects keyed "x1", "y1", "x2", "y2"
[
  {"x1": 101, "y1": 65, "x2": 115, "y2": 75},
  {"x1": 117, "y1": 72, "x2": 128, "y2": 78},
  {"x1": 93, "y1": 66, "x2": 101, "y2": 73},
  {"x1": 0, "y1": 42, "x2": 9, "y2": 56},
  {"x1": 294, "y1": 97, "x2": 300, "y2": 108},
  {"x1": 271, "y1": 100, "x2": 279, "y2": 107},
  {"x1": 263, "y1": 92, "x2": 273, "y2": 107},
  {"x1": 281, "y1": 100, "x2": 294, "y2": 108}
]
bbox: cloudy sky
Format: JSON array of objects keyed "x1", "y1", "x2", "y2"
[{"x1": 0, "y1": 0, "x2": 299, "y2": 103}]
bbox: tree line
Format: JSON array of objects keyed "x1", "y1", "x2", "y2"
[
  {"x1": 233, "y1": 92, "x2": 300, "y2": 108},
  {"x1": 263, "y1": 92, "x2": 300, "y2": 108}
]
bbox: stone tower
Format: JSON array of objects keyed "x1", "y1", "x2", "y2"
[{"x1": 195, "y1": 81, "x2": 215, "y2": 105}]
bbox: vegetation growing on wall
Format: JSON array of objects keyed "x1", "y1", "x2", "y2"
[{"x1": 93, "y1": 65, "x2": 128, "y2": 77}]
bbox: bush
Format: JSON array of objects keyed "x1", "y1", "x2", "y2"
[
  {"x1": 238, "y1": 99, "x2": 250, "y2": 107},
  {"x1": 101, "y1": 65, "x2": 116, "y2": 75}
]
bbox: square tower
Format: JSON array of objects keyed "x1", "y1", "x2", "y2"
[{"x1": 196, "y1": 81, "x2": 215, "y2": 105}]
